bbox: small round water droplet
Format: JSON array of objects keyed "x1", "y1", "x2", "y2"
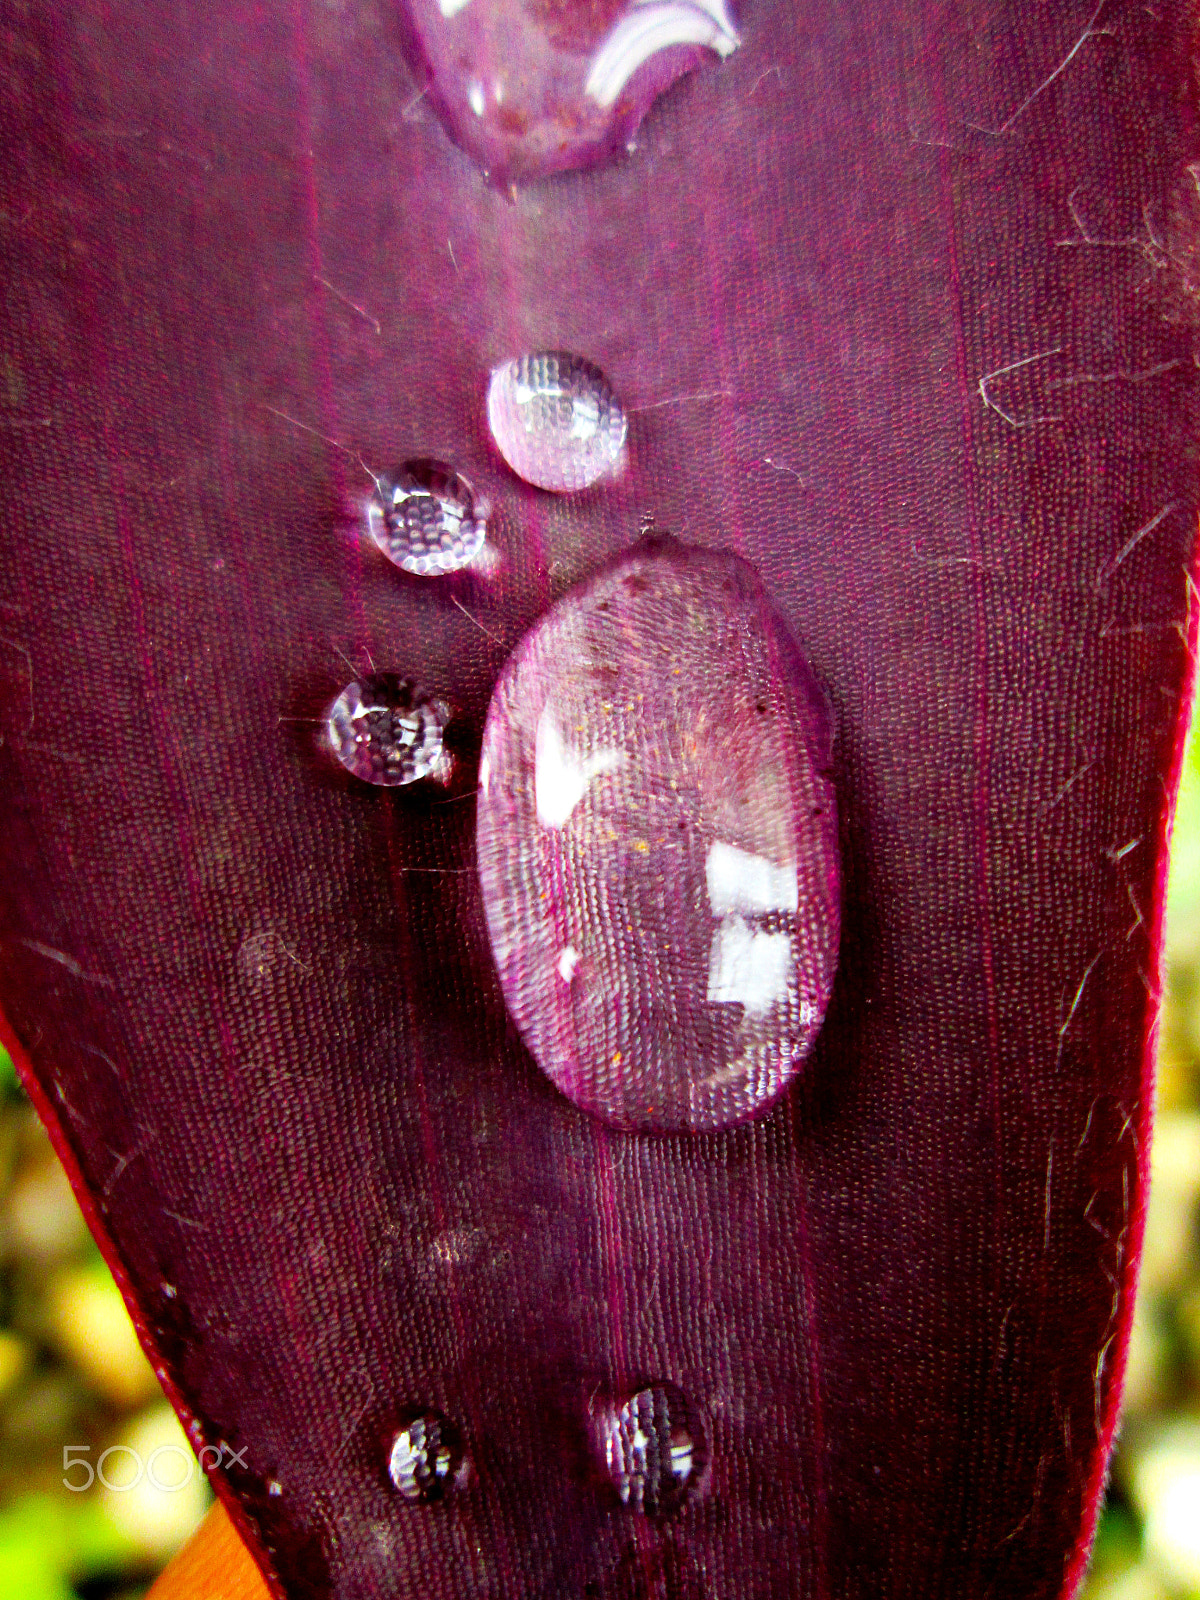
[
  {"x1": 327, "y1": 674, "x2": 452, "y2": 787},
  {"x1": 388, "y1": 1409, "x2": 469, "y2": 1502},
  {"x1": 397, "y1": 0, "x2": 739, "y2": 184},
  {"x1": 367, "y1": 460, "x2": 489, "y2": 576},
  {"x1": 476, "y1": 538, "x2": 839, "y2": 1131},
  {"x1": 487, "y1": 353, "x2": 627, "y2": 494},
  {"x1": 600, "y1": 1384, "x2": 703, "y2": 1517}
]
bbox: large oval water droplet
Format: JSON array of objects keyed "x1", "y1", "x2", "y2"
[
  {"x1": 388, "y1": 1409, "x2": 470, "y2": 1502},
  {"x1": 487, "y1": 353, "x2": 627, "y2": 493},
  {"x1": 327, "y1": 674, "x2": 452, "y2": 787},
  {"x1": 397, "y1": 0, "x2": 739, "y2": 184},
  {"x1": 476, "y1": 538, "x2": 840, "y2": 1132},
  {"x1": 367, "y1": 460, "x2": 489, "y2": 576},
  {"x1": 599, "y1": 1383, "x2": 704, "y2": 1516}
]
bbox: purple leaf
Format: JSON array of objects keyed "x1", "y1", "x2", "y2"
[{"x1": 1, "y1": 1, "x2": 1198, "y2": 1596}]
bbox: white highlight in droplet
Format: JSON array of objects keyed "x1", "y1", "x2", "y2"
[
  {"x1": 569, "y1": 393, "x2": 601, "y2": 439},
  {"x1": 669, "y1": 1434, "x2": 693, "y2": 1482},
  {"x1": 705, "y1": 841, "x2": 798, "y2": 915},
  {"x1": 707, "y1": 916, "x2": 792, "y2": 1016},
  {"x1": 438, "y1": 0, "x2": 473, "y2": 15},
  {"x1": 557, "y1": 945, "x2": 581, "y2": 983},
  {"x1": 585, "y1": 0, "x2": 740, "y2": 109},
  {"x1": 534, "y1": 710, "x2": 625, "y2": 829},
  {"x1": 468, "y1": 79, "x2": 486, "y2": 117}
]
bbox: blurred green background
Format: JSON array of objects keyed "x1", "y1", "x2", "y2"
[
  {"x1": 0, "y1": 1038, "x2": 210, "y2": 1600},
  {"x1": 1082, "y1": 709, "x2": 1200, "y2": 1600},
  {"x1": 5, "y1": 729, "x2": 1200, "y2": 1600}
]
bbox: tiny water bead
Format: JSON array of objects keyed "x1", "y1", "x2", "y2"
[
  {"x1": 396, "y1": 0, "x2": 739, "y2": 184},
  {"x1": 388, "y1": 1410, "x2": 470, "y2": 1502},
  {"x1": 326, "y1": 675, "x2": 452, "y2": 787},
  {"x1": 366, "y1": 460, "x2": 489, "y2": 576},
  {"x1": 476, "y1": 538, "x2": 840, "y2": 1132},
  {"x1": 599, "y1": 1384, "x2": 704, "y2": 1516},
  {"x1": 487, "y1": 353, "x2": 627, "y2": 493}
]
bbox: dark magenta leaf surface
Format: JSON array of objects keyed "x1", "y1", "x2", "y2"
[{"x1": 1, "y1": 1, "x2": 1199, "y2": 1597}]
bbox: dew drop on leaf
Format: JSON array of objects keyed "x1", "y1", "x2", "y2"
[
  {"x1": 486, "y1": 352, "x2": 627, "y2": 494},
  {"x1": 388, "y1": 1409, "x2": 469, "y2": 1502},
  {"x1": 599, "y1": 1383, "x2": 704, "y2": 1516},
  {"x1": 476, "y1": 538, "x2": 840, "y2": 1131},
  {"x1": 366, "y1": 460, "x2": 489, "y2": 576},
  {"x1": 326, "y1": 674, "x2": 452, "y2": 787}
]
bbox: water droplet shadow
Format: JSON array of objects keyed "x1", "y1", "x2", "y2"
[{"x1": 785, "y1": 717, "x2": 879, "y2": 1138}]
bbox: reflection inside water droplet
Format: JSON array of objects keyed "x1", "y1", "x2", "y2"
[
  {"x1": 585, "y1": 0, "x2": 738, "y2": 107},
  {"x1": 487, "y1": 353, "x2": 627, "y2": 493},
  {"x1": 327, "y1": 675, "x2": 452, "y2": 787},
  {"x1": 600, "y1": 1383, "x2": 703, "y2": 1516},
  {"x1": 388, "y1": 1409, "x2": 469, "y2": 1502},
  {"x1": 367, "y1": 460, "x2": 489, "y2": 576},
  {"x1": 396, "y1": 0, "x2": 739, "y2": 183},
  {"x1": 475, "y1": 539, "x2": 840, "y2": 1131}
]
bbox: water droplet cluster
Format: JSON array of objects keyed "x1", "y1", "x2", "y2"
[
  {"x1": 476, "y1": 538, "x2": 839, "y2": 1131},
  {"x1": 384, "y1": 1384, "x2": 702, "y2": 1515},
  {"x1": 367, "y1": 459, "x2": 489, "y2": 576},
  {"x1": 388, "y1": 1409, "x2": 469, "y2": 1502},
  {"x1": 487, "y1": 352, "x2": 627, "y2": 492},
  {"x1": 339, "y1": 352, "x2": 631, "y2": 788},
  {"x1": 326, "y1": 674, "x2": 451, "y2": 787},
  {"x1": 599, "y1": 1384, "x2": 703, "y2": 1516},
  {"x1": 272, "y1": 0, "x2": 837, "y2": 1548}
]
